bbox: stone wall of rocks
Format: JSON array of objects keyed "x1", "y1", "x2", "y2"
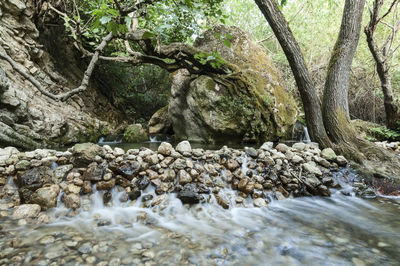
[{"x1": 0, "y1": 141, "x2": 349, "y2": 219}]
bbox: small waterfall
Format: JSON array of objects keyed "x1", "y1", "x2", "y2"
[
  {"x1": 98, "y1": 134, "x2": 123, "y2": 145},
  {"x1": 149, "y1": 135, "x2": 158, "y2": 142},
  {"x1": 303, "y1": 126, "x2": 311, "y2": 143}
]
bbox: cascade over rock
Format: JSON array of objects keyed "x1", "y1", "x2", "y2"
[
  {"x1": 0, "y1": 0, "x2": 124, "y2": 149},
  {"x1": 166, "y1": 25, "x2": 298, "y2": 143}
]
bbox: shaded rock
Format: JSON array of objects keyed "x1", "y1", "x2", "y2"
[
  {"x1": 177, "y1": 184, "x2": 200, "y2": 204},
  {"x1": 16, "y1": 166, "x2": 51, "y2": 187},
  {"x1": 123, "y1": 124, "x2": 148, "y2": 142},
  {"x1": 12, "y1": 204, "x2": 41, "y2": 219},
  {"x1": 148, "y1": 106, "x2": 173, "y2": 135},
  {"x1": 128, "y1": 189, "x2": 141, "y2": 200},
  {"x1": 136, "y1": 176, "x2": 150, "y2": 190},
  {"x1": 15, "y1": 160, "x2": 30, "y2": 170},
  {"x1": 103, "y1": 191, "x2": 112, "y2": 204},
  {"x1": 335, "y1": 155, "x2": 348, "y2": 166},
  {"x1": 82, "y1": 162, "x2": 104, "y2": 181}
]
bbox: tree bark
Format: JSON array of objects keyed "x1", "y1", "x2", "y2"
[
  {"x1": 365, "y1": 0, "x2": 400, "y2": 130},
  {"x1": 254, "y1": 0, "x2": 332, "y2": 147},
  {"x1": 322, "y1": 0, "x2": 366, "y2": 146}
]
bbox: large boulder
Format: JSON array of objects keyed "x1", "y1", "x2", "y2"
[
  {"x1": 167, "y1": 25, "x2": 298, "y2": 143},
  {"x1": 123, "y1": 124, "x2": 148, "y2": 143},
  {"x1": 148, "y1": 106, "x2": 173, "y2": 135}
]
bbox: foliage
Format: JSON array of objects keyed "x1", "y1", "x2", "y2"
[
  {"x1": 65, "y1": 0, "x2": 226, "y2": 50},
  {"x1": 367, "y1": 126, "x2": 400, "y2": 141},
  {"x1": 94, "y1": 62, "x2": 170, "y2": 121}
]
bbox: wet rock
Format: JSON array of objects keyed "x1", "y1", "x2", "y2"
[
  {"x1": 16, "y1": 166, "x2": 51, "y2": 187},
  {"x1": 302, "y1": 162, "x2": 322, "y2": 176},
  {"x1": 245, "y1": 147, "x2": 258, "y2": 158},
  {"x1": 82, "y1": 162, "x2": 104, "y2": 181},
  {"x1": 78, "y1": 242, "x2": 92, "y2": 254},
  {"x1": 158, "y1": 142, "x2": 172, "y2": 156},
  {"x1": 317, "y1": 185, "x2": 331, "y2": 196},
  {"x1": 142, "y1": 194, "x2": 154, "y2": 202},
  {"x1": 151, "y1": 194, "x2": 166, "y2": 206},
  {"x1": 71, "y1": 143, "x2": 104, "y2": 167},
  {"x1": 321, "y1": 148, "x2": 336, "y2": 161},
  {"x1": 178, "y1": 170, "x2": 192, "y2": 185},
  {"x1": 30, "y1": 185, "x2": 60, "y2": 210},
  {"x1": 177, "y1": 184, "x2": 200, "y2": 204},
  {"x1": 12, "y1": 204, "x2": 40, "y2": 219},
  {"x1": 128, "y1": 189, "x2": 141, "y2": 200},
  {"x1": 116, "y1": 175, "x2": 131, "y2": 187},
  {"x1": 82, "y1": 181, "x2": 93, "y2": 194},
  {"x1": 176, "y1": 141, "x2": 192, "y2": 154},
  {"x1": 63, "y1": 194, "x2": 81, "y2": 209},
  {"x1": 304, "y1": 175, "x2": 321, "y2": 188},
  {"x1": 103, "y1": 191, "x2": 112, "y2": 204},
  {"x1": 97, "y1": 179, "x2": 116, "y2": 191},
  {"x1": 254, "y1": 198, "x2": 267, "y2": 207},
  {"x1": 112, "y1": 161, "x2": 141, "y2": 179},
  {"x1": 146, "y1": 169, "x2": 159, "y2": 180},
  {"x1": 136, "y1": 176, "x2": 150, "y2": 190},
  {"x1": 215, "y1": 193, "x2": 229, "y2": 209},
  {"x1": 359, "y1": 188, "x2": 376, "y2": 199}
]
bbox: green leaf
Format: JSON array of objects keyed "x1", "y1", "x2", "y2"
[
  {"x1": 142, "y1": 31, "x2": 156, "y2": 39},
  {"x1": 223, "y1": 39, "x2": 231, "y2": 48},
  {"x1": 99, "y1": 16, "x2": 112, "y2": 25}
]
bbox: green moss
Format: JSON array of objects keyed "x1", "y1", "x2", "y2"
[{"x1": 123, "y1": 124, "x2": 148, "y2": 143}]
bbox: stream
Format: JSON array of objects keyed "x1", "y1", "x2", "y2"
[{"x1": 1, "y1": 167, "x2": 399, "y2": 265}]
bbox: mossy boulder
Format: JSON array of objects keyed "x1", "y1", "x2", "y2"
[
  {"x1": 123, "y1": 124, "x2": 148, "y2": 143},
  {"x1": 148, "y1": 106, "x2": 173, "y2": 135},
  {"x1": 168, "y1": 25, "x2": 298, "y2": 143}
]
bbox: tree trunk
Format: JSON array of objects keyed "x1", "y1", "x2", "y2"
[
  {"x1": 254, "y1": 0, "x2": 332, "y2": 148},
  {"x1": 322, "y1": 0, "x2": 365, "y2": 149},
  {"x1": 379, "y1": 67, "x2": 399, "y2": 129},
  {"x1": 364, "y1": 0, "x2": 400, "y2": 130}
]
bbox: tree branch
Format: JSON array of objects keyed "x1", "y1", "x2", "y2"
[{"x1": 0, "y1": 32, "x2": 113, "y2": 102}]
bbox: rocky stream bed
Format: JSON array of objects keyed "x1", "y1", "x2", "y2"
[{"x1": 0, "y1": 141, "x2": 399, "y2": 265}]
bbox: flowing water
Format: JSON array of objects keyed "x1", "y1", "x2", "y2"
[{"x1": 1, "y1": 170, "x2": 400, "y2": 265}]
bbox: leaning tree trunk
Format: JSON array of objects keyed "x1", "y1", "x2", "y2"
[
  {"x1": 322, "y1": 0, "x2": 366, "y2": 160},
  {"x1": 254, "y1": 0, "x2": 332, "y2": 148}
]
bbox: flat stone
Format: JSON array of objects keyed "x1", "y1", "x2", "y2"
[
  {"x1": 302, "y1": 162, "x2": 322, "y2": 176},
  {"x1": 254, "y1": 198, "x2": 267, "y2": 207}
]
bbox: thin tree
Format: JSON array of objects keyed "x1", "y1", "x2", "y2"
[{"x1": 365, "y1": 0, "x2": 400, "y2": 130}]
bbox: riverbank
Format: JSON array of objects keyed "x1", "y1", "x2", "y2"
[{"x1": 0, "y1": 140, "x2": 368, "y2": 218}]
